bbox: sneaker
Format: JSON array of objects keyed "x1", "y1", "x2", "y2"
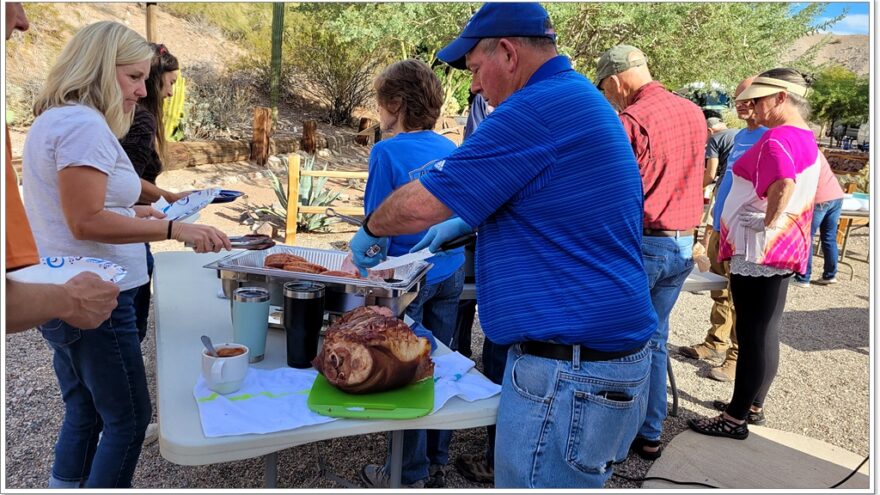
[
  {"x1": 814, "y1": 277, "x2": 838, "y2": 285},
  {"x1": 792, "y1": 280, "x2": 811, "y2": 288},
  {"x1": 679, "y1": 343, "x2": 725, "y2": 362},
  {"x1": 359, "y1": 464, "x2": 425, "y2": 489},
  {"x1": 143, "y1": 422, "x2": 159, "y2": 446},
  {"x1": 454, "y1": 453, "x2": 494, "y2": 484},
  {"x1": 425, "y1": 464, "x2": 446, "y2": 488},
  {"x1": 707, "y1": 360, "x2": 736, "y2": 382}
]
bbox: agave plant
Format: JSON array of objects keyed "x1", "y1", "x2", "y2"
[
  {"x1": 297, "y1": 154, "x2": 342, "y2": 232},
  {"x1": 247, "y1": 154, "x2": 341, "y2": 233}
]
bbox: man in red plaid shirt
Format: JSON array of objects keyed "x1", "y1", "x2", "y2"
[{"x1": 596, "y1": 44, "x2": 706, "y2": 462}]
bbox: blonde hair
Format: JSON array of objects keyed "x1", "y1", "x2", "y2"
[{"x1": 33, "y1": 21, "x2": 153, "y2": 138}]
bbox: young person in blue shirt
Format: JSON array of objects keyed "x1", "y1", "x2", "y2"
[
  {"x1": 359, "y1": 59, "x2": 465, "y2": 489},
  {"x1": 349, "y1": 3, "x2": 656, "y2": 488}
]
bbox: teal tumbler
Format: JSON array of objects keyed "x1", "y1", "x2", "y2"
[{"x1": 231, "y1": 287, "x2": 271, "y2": 363}]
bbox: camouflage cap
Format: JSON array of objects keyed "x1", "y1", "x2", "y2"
[{"x1": 595, "y1": 44, "x2": 647, "y2": 87}]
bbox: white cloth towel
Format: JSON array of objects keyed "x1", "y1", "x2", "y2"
[
  {"x1": 194, "y1": 367, "x2": 337, "y2": 437},
  {"x1": 194, "y1": 352, "x2": 501, "y2": 437},
  {"x1": 431, "y1": 352, "x2": 502, "y2": 413}
]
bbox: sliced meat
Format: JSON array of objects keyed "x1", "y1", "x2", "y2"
[
  {"x1": 265, "y1": 253, "x2": 308, "y2": 268},
  {"x1": 282, "y1": 261, "x2": 326, "y2": 274}
]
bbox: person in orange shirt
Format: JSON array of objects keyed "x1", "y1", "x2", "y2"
[{"x1": 4, "y1": 2, "x2": 119, "y2": 333}]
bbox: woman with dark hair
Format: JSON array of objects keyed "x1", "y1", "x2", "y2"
[
  {"x1": 358, "y1": 59, "x2": 465, "y2": 489},
  {"x1": 689, "y1": 68, "x2": 820, "y2": 439},
  {"x1": 120, "y1": 43, "x2": 188, "y2": 344}
]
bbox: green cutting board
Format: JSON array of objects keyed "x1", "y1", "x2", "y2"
[{"x1": 307, "y1": 374, "x2": 434, "y2": 419}]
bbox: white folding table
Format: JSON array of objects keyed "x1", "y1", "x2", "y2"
[{"x1": 153, "y1": 251, "x2": 500, "y2": 488}]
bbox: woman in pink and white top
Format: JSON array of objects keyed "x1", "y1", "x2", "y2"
[{"x1": 689, "y1": 68, "x2": 820, "y2": 440}]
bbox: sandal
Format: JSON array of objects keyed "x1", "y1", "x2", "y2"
[
  {"x1": 454, "y1": 453, "x2": 494, "y2": 484},
  {"x1": 712, "y1": 400, "x2": 766, "y2": 425},
  {"x1": 630, "y1": 436, "x2": 663, "y2": 461},
  {"x1": 688, "y1": 414, "x2": 749, "y2": 440}
]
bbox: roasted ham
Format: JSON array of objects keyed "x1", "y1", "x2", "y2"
[{"x1": 312, "y1": 306, "x2": 434, "y2": 394}]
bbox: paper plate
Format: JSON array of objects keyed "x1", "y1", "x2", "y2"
[
  {"x1": 211, "y1": 189, "x2": 245, "y2": 204},
  {"x1": 160, "y1": 188, "x2": 221, "y2": 221},
  {"x1": 6, "y1": 257, "x2": 127, "y2": 285}
]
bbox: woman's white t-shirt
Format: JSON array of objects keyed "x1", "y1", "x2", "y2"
[{"x1": 23, "y1": 104, "x2": 147, "y2": 291}]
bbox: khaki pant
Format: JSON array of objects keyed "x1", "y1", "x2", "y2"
[{"x1": 703, "y1": 228, "x2": 737, "y2": 361}]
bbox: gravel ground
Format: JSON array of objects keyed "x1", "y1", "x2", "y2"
[{"x1": 4, "y1": 159, "x2": 871, "y2": 489}]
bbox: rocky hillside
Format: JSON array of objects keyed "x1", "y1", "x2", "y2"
[
  {"x1": 784, "y1": 34, "x2": 870, "y2": 75},
  {"x1": 6, "y1": 3, "x2": 243, "y2": 84}
]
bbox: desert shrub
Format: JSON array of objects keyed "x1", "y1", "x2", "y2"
[
  {"x1": 288, "y1": 30, "x2": 382, "y2": 125},
  {"x1": 231, "y1": 55, "x2": 302, "y2": 107},
  {"x1": 178, "y1": 63, "x2": 256, "y2": 140},
  {"x1": 5, "y1": 80, "x2": 43, "y2": 127}
]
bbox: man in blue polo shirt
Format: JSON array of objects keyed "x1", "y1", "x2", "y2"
[{"x1": 349, "y1": 3, "x2": 657, "y2": 487}]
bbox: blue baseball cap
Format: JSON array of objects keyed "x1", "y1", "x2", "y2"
[{"x1": 437, "y1": 3, "x2": 556, "y2": 70}]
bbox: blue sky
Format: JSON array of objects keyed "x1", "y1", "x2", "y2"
[{"x1": 792, "y1": 2, "x2": 871, "y2": 35}]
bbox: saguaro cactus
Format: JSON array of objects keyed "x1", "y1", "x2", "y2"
[{"x1": 163, "y1": 75, "x2": 186, "y2": 141}]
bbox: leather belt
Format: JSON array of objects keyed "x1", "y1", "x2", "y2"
[
  {"x1": 643, "y1": 228, "x2": 689, "y2": 237},
  {"x1": 521, "y1": 342, "x2": 643, "y2": 362}
]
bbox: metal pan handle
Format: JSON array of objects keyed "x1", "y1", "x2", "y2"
[{"x1": 325, "y1": 208, "x2": 364, "y2": 227}]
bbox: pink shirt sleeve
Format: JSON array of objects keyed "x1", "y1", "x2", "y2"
[
  {"x1": 754, "y1": 137, "x2": 797, "y2": 199},
  {"x1": 814, "y1": 153, "x2": 845, "y2": 204}
]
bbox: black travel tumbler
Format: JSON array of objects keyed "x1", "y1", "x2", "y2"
[{"x1": 283, "y1": 281, "x2": 325, "y2": 368}]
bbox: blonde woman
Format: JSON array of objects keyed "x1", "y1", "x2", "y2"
[{"x1": 22, "y1": 21, "x2": 230, "y2": 488}]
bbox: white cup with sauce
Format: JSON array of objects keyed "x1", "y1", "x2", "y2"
[{"x1": 201, "y1": 343, "x2": 249, "y2": 394}]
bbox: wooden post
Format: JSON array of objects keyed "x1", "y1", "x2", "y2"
[
  {"x1": 355, "y1": 118, "x2": 374, "y2": 146},
  {"x1": 145, "y1": 3, "x2": 157, "y2": 42},
  {"x1": 252, "y1": 107, "x2": 272, "y2": 166},
  {"x1": 285, "y1": 153, "x2": 301, "y2": 245},
  {"x1": 301, "y1": 120, "x2": 317, "y2": 154}
]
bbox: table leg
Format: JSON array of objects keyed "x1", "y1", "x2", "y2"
[
  {"x1": 667, "y1": 356, "x2": 679, "y2": 417},
  {"x1": 389, "y1": 430, "x2": 404, "y2": 488},
  {"x1": 264, "y1": 452, "x2": 278, "y2": 488},
  {"x1": 839, "y1": 220, "x2": 853, "y2": 263}
]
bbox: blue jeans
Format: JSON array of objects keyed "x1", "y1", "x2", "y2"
[
  {"x1": 41, "y1": 288, "x2": 151, "y2": 488},
  {"x1": 481, "y1": 338, "x2": 510, "y2": 467},
  {"x1": 638, "y1": 235, "x2": 694, "y2": 442},
  {"x1": 134, "y1": 243, "x2": 154, "y2": 343},
  {"x1": 796, "y1": 198, "x2": 842, "y2": 282},
  {"x1": 494, "y1": 344, "x2": 651, "y2": 487},
  {"x1": 389, "y1": 266, "x2": 465, "y2": 484}
]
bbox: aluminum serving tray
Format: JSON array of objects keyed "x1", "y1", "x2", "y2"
[{"x1": 204, "y1": 245, "x2": 431, "y2": 316}]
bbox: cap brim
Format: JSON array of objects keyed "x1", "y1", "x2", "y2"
[
  {"x1": 735, "y1": 83, "x2": 784, "y2": 101},
  {"x1": 437, "y1": 36, "x2": 480, "y2": 70}
]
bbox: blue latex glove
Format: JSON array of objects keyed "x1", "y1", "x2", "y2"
[
  {"x1": 410, "y1": 217, "x2": 473, "y2": 255},
  {"x1": 349, "y1": 226, "x2": 389, "y2": 276},
  {"x1": 409, "y1": 321, "x2": 437, "y2": 353}
]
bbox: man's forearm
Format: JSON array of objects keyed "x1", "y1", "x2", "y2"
[
  {"x1": 704, "y1": 158, "x2": 719, "y2": 188},
  {"x1": 4, "y1": 281, "x2": 70, "y2": 333},
  {"x1": 366, "y1": 181, "x2": 453, "y2": 236}
]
